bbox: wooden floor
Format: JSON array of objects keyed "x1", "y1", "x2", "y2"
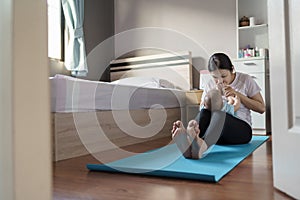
[{"x1": 53, "y1": 136, "x2": 293, "y2": 200}]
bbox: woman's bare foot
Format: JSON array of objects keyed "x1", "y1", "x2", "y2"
[
  {"x1": 171, "y1": 120, "x2": 192, "y2": 158},
  {"x1": 187, "y1": 120, "x2": 208, "y2": 159}
]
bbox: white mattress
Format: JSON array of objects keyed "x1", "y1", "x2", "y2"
[{"x1": 50, "y1": 75, "x2": 186, "y2": 113}]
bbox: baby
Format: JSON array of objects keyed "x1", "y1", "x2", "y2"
[
  {"x1": 171, "y1": 88, "x2": 241, "y2": 160},
  {"x1": 203, "y1": 88, "x2": 240, "y2": 115}
]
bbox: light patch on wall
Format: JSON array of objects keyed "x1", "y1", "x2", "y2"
[{"x1": 47, "y1": 0, "x2": 62, "y2": 59}]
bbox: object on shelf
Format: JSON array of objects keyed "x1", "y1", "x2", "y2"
[
  {"x1": 239, "y1": 16, "x2": 249, "y2": 27},
  {"x1": 238, "y1": 49, "x2": 244, "y2": 58},
  {"x1": 259, "y1": 48, "x2": 268, "y2": 57},
  {"x1": 255, "y1": 47, "x2": 259, "y2": 57},
  {"x1": 249, "y1": 17, "x2": 255, "y2": 26},
  {"x1": 239, "y1": 47, "x2": 268, "y2": 59}
]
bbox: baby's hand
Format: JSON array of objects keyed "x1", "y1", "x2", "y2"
[
  {"x1": 227, "y1": 96, "x2": 235, "y2": 105},
  {"x1": 227, "y1": 95, "x2": 240, "y2": 111}
]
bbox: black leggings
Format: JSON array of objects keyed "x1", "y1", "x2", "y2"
[{"x1": 195, "y1": 109, "x2": 252, "y2": 147}]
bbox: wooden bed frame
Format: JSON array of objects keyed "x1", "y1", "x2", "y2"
[
  {"x1": 52, "y1": 51, "x2": 193, "y2": 161},
  {"x1": 110, "y1": 51, "x2": 193, "y2": 90}
]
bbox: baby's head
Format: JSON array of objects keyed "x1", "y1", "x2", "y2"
[{"x1": 203, "y1": 89, "x2": 223, "y2": 111}]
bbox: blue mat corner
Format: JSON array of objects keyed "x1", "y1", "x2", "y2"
[{"x1": 87, "y1": 135, "x2": 269, "y2": 182}]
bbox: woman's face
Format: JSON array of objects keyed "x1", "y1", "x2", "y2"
[{"x1": 210, "y1": 69, "x2": 235, "y2": 86}]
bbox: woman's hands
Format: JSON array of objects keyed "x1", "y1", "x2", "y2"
[
  {"x1": 227, "y1": 95, "x2": 241, "y2": 112},
  {"x1": 223, "y1": 85, "x2": 265, "y2": 114},
  {"x1": 223, "y1": 85, "x2": 236, "y2": 97},
  {"x1": 216, "y1": 85, "x2": 240, "y2": 112}
]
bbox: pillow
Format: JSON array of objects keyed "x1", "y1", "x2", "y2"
[
  {"x1": 111, "y1": 77, "x2": 160, "y2": 88},
  {"x1": 159, "y1": 79, "x2": 182, "y2": 90},
  {"x1": 111, "y1": 77, "x2": 182, "y2": 90}
]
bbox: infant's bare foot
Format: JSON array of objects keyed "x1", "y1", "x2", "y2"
[
  {"x1": 171, "y1": 120, "x2": 192, "y2": 158},
  {"x1": 187, "y1": 120, "x2": 208, "y2": 159}
]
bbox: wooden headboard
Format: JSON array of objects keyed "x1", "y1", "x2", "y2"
[{"x1": 110, "y1": 51, "x2": 193, "y2": 91}]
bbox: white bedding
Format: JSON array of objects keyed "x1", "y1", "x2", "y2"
[{"x1": 50, "y1": 74, "x2": 186, "y2": 113}]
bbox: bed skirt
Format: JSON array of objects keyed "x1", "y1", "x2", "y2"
[{"x1": 51, "y1": 108, "x2": 183, "y2": 161}]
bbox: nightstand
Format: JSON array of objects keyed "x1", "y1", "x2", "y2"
[{"x1": 185, "y1": 90, "x2": 203, "y2": 125}]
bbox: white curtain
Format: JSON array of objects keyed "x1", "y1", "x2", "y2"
[{"x1": 62, "y1": 0, "x2": 87, "y2": 77}]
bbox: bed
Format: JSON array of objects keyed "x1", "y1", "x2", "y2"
[{"x1": 51, "y1": 51, "x2": 197, "y2": 161}]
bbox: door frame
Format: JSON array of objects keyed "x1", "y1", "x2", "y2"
[
  {"x1": 269, "y1": 0, "x2": 300, "y2": 199},
  {"x1": 0, "y1": 0, "x2": 13, "y2": 199},
  {"x1": 1, "y1": 1, "x2": 52, "y2": 199}
]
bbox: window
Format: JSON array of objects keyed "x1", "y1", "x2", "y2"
[{"x1": 47, "y1": 0, "x2": 63, "y2": 60}]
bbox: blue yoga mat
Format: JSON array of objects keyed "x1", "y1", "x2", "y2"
[{"x1": 87, "y1": 136, "x2": 269, "y2": 182}]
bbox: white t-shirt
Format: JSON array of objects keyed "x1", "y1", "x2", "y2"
[
  {"x1": 201, "y1": 72, "x2": 261, "y2": 126},
  {"x1": 200, "y1": 101, "x2": 235, "y2": 116}
]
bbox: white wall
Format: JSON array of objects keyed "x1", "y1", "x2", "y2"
[
  {"x1": 115, "y1": 0, "x2": 236, "y2": 66},
  {"x1": 0, "y1": 0, "x2": 52, "y2": 199}
]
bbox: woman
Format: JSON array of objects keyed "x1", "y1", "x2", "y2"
[{"x1": 171, "y1": 53, "x2": 265, "y2": 159}]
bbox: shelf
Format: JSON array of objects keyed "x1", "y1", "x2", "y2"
[
  {"x1": 238, "y1": 24, "x2": 268, "y2": 30},
  {"x1": 233, "y1": 57, "x2": 267, "y2": 62}
]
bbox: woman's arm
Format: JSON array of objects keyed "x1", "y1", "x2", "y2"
[
  {"x1": 224, "y1": 86, "x2": 265, "y2": 114},
  {"x1": 237, "y1": 91, "x2": 265, "y2": 114}
]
